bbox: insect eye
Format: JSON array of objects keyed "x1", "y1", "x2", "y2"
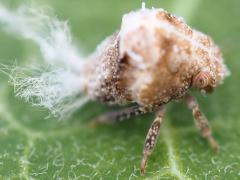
[{"x1": 192, "y1": 72, "x2": 210, "y2": 89}]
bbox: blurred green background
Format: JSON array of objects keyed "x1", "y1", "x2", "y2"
[{"x1": 0, "y1": 0, "x2": 240, "y2": 179}]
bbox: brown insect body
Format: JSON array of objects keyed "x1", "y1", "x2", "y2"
[
  {"x1": 80, "y1": 7, "x2": 229, "y2": 174},
  {"x1": 82, "y1": 8, "x2": 228, "y2": 109}
]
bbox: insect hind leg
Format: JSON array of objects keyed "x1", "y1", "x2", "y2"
[{"x1": 92, "y1": 106, "x2": 147, "y2": 124}]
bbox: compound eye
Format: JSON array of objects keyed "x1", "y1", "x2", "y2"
[{"x1": 192, "y1": 72, "x2": 210, "y2": 89}]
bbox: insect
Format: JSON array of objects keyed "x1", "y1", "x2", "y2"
[
  {"x1": 81, "y1": 7, "x2": 229, "y2": 174},
  {"x1": 0, "y1": 3, "x2": 229, "y2": 175}
]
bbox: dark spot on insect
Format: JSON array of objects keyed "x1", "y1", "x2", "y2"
[
  {"x1": 204, "y1": 85, "x2": 214, "y2": 93},
  {"x1": 194, "y1": 110, "x2": 202, "y2": 119},
  {"x1": 119, "y1": 54, "x2": 130, "y2": 66}
]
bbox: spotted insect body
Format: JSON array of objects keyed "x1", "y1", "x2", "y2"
[
  {"x1": 84, "y1": 8, "x2": 229, "y2": 174},
  {"x1": 82, "y1": 8, "x2": 228, "y2": 110}
]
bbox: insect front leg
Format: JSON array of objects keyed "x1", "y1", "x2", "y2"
[
  {"x1": 184, "y1": 94, "x2": 219, "y2": 151},
  {"x1": 140, "y1": 106, "x2": 166, "y2": 175},
  {"x1": 92, "y1": 106, "x2": 148, "y2": 124}
]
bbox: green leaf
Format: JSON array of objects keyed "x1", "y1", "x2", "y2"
[{"x1": 0, "y1": 0, "x2": 240, "y2": 179}]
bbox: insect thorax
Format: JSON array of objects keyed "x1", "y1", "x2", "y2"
[{"x1": 83, "y1": 33, "x2": 193, "y2": 108}]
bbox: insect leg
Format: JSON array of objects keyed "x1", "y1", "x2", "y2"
[
  {"x1": 184, "y1": 94, "x2": 219, "y2": 151},
  {"x1": 93, "y1": 106, "x2": 148, "y2": 124},
  {"x1": 140, "y1": 106, "x2": 166, "y2": 175}
]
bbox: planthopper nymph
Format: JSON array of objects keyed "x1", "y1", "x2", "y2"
[
  {"x1": 0, "y1": 3, "x2": 229, "y2": 174},
  {"x1": 81, "y1": 5, "x2": 229, "y2": 173}
]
